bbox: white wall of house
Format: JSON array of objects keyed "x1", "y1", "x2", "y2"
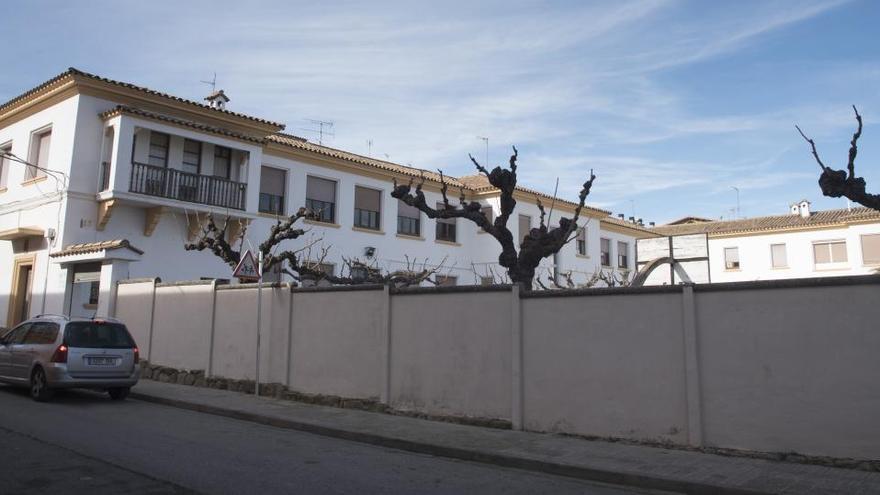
[{"x1": 708, "y1": 223, "x2": 880, "y2": 282}]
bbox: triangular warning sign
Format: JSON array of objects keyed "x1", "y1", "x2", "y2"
[{"x1": 233, "y1": 250, "x2": 261, "y2": 281}]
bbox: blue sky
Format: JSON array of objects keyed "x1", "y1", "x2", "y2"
[{"x1": 2, "y1": 0, "x2": 878, "y2": 223}]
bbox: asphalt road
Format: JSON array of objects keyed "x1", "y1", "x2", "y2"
[{"x1": 0, "y1": 385, "x2": 669, "y2": 495}]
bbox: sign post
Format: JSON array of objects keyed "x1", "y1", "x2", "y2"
[{"x1": 233, "y1": 250, "x2": 262, "y2": 396}]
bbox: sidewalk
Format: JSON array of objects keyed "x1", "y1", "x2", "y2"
[{"x1": 131, "y1": 380, "x2": 880, "y2": 495}]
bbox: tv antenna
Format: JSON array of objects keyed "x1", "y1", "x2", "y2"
[
  {"x1": 299, "y1": 118, "x2": 335, "y2": 145},
  {"x1": 367, "y1": 139, "x2": 373, "y2": 157},
  {"x1": 200, "y1": 72, "x2": 217, "y2": 93}
]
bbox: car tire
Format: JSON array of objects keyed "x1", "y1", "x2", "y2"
[
  {"x1": 30, "y1": 367, "x2": 54, "y2": 402},
  {"x1": 108, "y1": 387, "x2": 130, "y2": 401}
]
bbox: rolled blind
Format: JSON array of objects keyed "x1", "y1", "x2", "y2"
[
  {"x1": 436, "y1": 202, "x2": 455, "y2": 225},
  {"x1": 398, "y1": 199, "x2": 419, "y2": 219},
  {"x1": 307, "y1": 176, "x2": 336, "y2": 202},
  {"x1": 260, "y1": 167, "x2": 286, "y2": 196},
  {"x1": 355, "y1": 186, "x2": 381, "y2": 212},
  {"x1": 771, "y1": 244, "x2": 787, "y2": 267},
  {"x1": 862, "y1": 234, "x2": 880, "y2": 264},
  {"x1": 576, "y1": 227, "x2": 586, "y2": 241},
  {"x1": 519, "y1": 215, "x2": 531, "y2": 243},
  {"x1": 830, "y1": 241, "x2": 847, "y2": 262},
  {"x1": 36, "y1": 132, "x2": 51, "y2": 169}
]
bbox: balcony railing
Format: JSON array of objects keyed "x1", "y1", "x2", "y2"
[{"x1": 129, "y1": 162, "x2": 246, "y2": 210}]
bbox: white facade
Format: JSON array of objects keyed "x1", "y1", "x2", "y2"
[
  {"x1": 0, "y1": 69, "x2": 648, "y2": 327},
  {"x1": 638, "y1": 206, "x2": 880, "y2": 285}
]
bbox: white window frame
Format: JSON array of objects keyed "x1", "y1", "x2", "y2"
[
  {"x1": 812, "y1": 239, "x2": 848, "y2": 269},
  {"x1": 861, "y1": 233, "x2": 880, "y2": 266},
  {"x1": 26, "y1": 125, "x2": 52, "y2": 181},
  {"x1": 724, "y1": 247, "x2": 740, "y2": 270},
  {"x1": 770, "y1": 243, "x2": 788, "y2": 269}
]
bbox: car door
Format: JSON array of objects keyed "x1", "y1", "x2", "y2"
[
  {"x1": 0, "y1": 324, "x2": 30, "y2": 381},
  {"x1": 13, "y1": 322, "x2": 58, "y2": 380}
]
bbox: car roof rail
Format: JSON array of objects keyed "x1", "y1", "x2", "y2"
[
  {"x1": 34, "y1": 313, "x2": 70, "y2": 320},
  {"x1": 91, "y1": 315, "x2": 122, "y2": 323}
]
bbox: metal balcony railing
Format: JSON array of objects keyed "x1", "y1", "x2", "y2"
[{"x1": 129, "y1": 162, "x2": 247, "y2": 210}]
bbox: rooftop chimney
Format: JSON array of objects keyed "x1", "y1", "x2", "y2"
[
  {"x1": 205, "y1": 89, "x2": 230, "y2": 110},
  {"x1": 617, "y1": 213, "x2": 625, "y2": 220},
  {"x1": 790, "y1": 199, "x2": 811, "y2": 218},
  {"x1": 649, "y1": 221, "x2": 656, "y2": 227}
]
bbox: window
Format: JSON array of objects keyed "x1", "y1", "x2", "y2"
[
  {"x1": 813, "y1": 240, "x2": 847, "y2": 265},
  {"x1": 518, "y1": 215, "x2": 531, "y2": 245},
  {"x1": 3, "y1": 324, "x2": 31, "y2": 345},
  {"x1": 576, "y1": 227, "x2": 586, "y2": 256},
  {"x1": 481, "y1": 206, "x2": 494, "y2": 229},
  {"x1": 617, "y1": 241, "x2": 629, "y2": 269},
  {"x1": 354, "y1": 186, "x2": 381, "y2": 230},
  {"x1": 148, "y1": 132, "x2": 169, "y2": 168},
  {"x1": 182, "y1": 139, "x2": 202, "y2": 174},
  {"x1": 480, "y1": 276, "x2": 494, "y2": 286},
  {"x1": 22, "y1": 322, "x2": 59, "y2": 345},
  {"x1": 305, "y1": 176, "x2": 336, "y2": 223},
  {"x1": 397, "y1": 199, "x2": 421, "y2": 236},
  {"x1": 259, "y1": 166, "x2": 286, "y2": 215},
  {"x1": 214, "y1": 146, "x2": 232, "y2": 179},
  {"x1": 771, "y1": 243, "x2": 788, "y2": 268},
  {"x1": 350, "y1": 265, "x2": 369, "y2": 281},
  {"x1": 862, "y1": 234, "x2": 880, "y2": 265},
  {"x1": 724, "y1": 247, "x2": 740, "y2": 270},
  {"x1": 436, "y1": 275, "x2": 457, "y2": 287},
  {"x1": 0, "y1": 143, "x2": 10, "y2": 188},
  {"x1": 26, "y1": 129, "x2": 51, "y2": 180},
  {"x1": 64, "y1": 321, "x2": 135, "y2": 349},
  {"x1": 435, "y1": 203, "x2": 456, "y2": 242},
  {"x1": 600, "y1": 238, "x2": 611, "y2": 266}
]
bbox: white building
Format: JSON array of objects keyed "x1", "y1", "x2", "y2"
[
  {"x1": 0, "y1": 68, "x2": 651, "y2": 328},
  {"x1": 640, "y1": 201, "x2": 880, "y2": 284}
]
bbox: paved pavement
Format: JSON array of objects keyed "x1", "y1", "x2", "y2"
[
  {"x1": 0, "y1": 384, "x2": 659, "y2": 495},
  {"x1": 128, "y1": 380, "x2": 880, "y2": 495}
]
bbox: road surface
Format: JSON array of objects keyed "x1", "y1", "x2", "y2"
[{"x1": 0, "y1": 385, "x2": 670, "y2": 494}]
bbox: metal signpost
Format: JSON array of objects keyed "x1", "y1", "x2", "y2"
[{"x1": 233, "y1": 250, "x2": 262, "y2": 397}]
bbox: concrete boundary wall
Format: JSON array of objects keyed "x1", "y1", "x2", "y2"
[{"x1": 114, "y1": 275, "x2": 880, "y2": 460}]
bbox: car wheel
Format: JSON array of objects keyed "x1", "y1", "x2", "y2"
[
  {"x1": 108, "y1": 387, "x2": 130, "y2": 401},
  {"x1": 30, "y1": 367, "x2": 53, "y2": 402}
]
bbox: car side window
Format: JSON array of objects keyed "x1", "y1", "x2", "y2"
[
  {"x1": 5, "y1": 324, "x2": 32, "y2": 345},
  {"x1": 22, "y1": 322, "x2": 59, "y2": 345}
]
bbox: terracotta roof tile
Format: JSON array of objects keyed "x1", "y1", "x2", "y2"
[
  {"x1": 653, "y1": 207, "x2": 880, "y2": 236},
  {"x1": 99, "y1": 105, "x2": 265, "y2": 144},
  {"x1": 50, "y1": 239, "x2": 144, "y2": 258}
]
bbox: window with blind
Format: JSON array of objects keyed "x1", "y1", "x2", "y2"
[
  {"x1": 600, "y1": 238, "x2": 611, "y2": 266},
  {"x1": 813, "y1": 240, "x2": 847, "y2": 265},
  {"x1": 259, "y1": 166, "x2": 286, "y2": 215},
  {"x1": 354, "y1": 186, "x2": 381, "y2": 230},
  {"x1": 518, "y1": 215, "x2": 531, "y2": 244},
  {"x1": 724, "y1": 247, "x2": 740, "y2": 270},
  {"x1": 397, "y1": 199, "x2": 421, "y2": 236},
  {"x1": 214, "y1": 146, "x2": 232, "y2": 179},
  {"x1": 436, "y1": 275, "x2": 457, "y2": 286},
  {"x1": 148, "y1": 132, "x2": 169, "y2": 168},
  {"x1": 182, "y1": 139, "x2": 202, "y2": 174},
  {"x1": 617, "y1": 241, "x2": 629, "y2": 269},
  {"x1": 862, "y1": 234, "x2": 880, "y2": 265},
  {"x1": 576, "y1": 227, "x2": 586, "y2": 256},
  {"x1": 0, "y1": 143, "x2": 10, "y2": 188},
  {"x1": 771, "y1": 243, "x2": 787, "y2": 268},
  {"x1": 26, "y1": 129, "x2": 51, "y2": 180},
  {"x1": 435, "y1": 202, "x2": 456, "y2": 242},
  {"x1": 306, "y1": 176, "x2": 336, "y2": 223}
]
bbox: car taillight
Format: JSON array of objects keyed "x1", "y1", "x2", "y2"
[
  {"x1": 51, "y1": 344, "x2": 68, "y2": 363},
  {"x1": 133, "y1": 347, "x2": 139, "y2": 364}
]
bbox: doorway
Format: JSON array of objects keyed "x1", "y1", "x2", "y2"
[
  {"x1": 7, "y1": 256, "x2": 35, "y2": 327},
  {"x1": 68, "y1": 262, "x2": 102, "y2": 319}
]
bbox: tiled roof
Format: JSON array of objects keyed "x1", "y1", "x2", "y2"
[
  {"x1": 600, "y1": 216, "x2": 657, "y2": 235},
  {"x1": 50, "y1": 239, "x2": 144, "y2": 258},
  {"x1": 652, "y1": 207, "x2": 880, "y2": 237},
  {"x1": 666, "y1": 216, "x2": 713, "y2": 225},
  {"x1": 268, "y1": 133, "x2": 463, "y2": 186},
  {"x1": 99, "y1": 106, "x2": 265, "y2": 144},
  {"x1": 0, "y1": 68, "x2": 284, "y2": 129}
]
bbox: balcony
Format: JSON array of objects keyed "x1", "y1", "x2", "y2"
[{"x1": 128, "y1": 161, "x2": 247, "y2": 210}]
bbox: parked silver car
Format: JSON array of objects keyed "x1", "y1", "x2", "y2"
[{"x1": 0, "y1": 315, "x2": 140, "y2": 401}]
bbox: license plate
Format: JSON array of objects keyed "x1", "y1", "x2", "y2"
[{"x1": 88, "y1": 357, "x2": 116, "y2": 366}]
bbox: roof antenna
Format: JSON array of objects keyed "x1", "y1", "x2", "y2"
[
  {"x1": 200, "y1": 72, "x2": 217, "y2": 93},
  {"x1": 367, "y1": 139, "x2": 373, "y2": 157},
  {"x1": 299, "y1": 119, "x2": 335, "y2": 145}
]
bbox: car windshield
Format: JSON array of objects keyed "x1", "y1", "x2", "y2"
[{"x1": 64, "y1": 322, "x2": 135, "y2": 349}]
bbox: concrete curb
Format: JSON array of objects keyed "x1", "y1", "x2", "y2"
[{"x1": 131, "y1": 391, "x2": 767, "y2": 495}]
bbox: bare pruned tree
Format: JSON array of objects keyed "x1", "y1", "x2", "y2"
[
  {"x1": 184, "y1": 208, "x2": 335, "y2": 283},
  {"x1": 797, "y1": 106, "x2": 880, "y2": 211},
  {"x1": 185, "y1": 209, "x2": 444, "y2": 287},
  {"x1": 392, "y1": 146, "x2": 596, "y2": 290}
]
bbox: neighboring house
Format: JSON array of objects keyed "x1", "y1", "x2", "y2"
[
  {"x1": 0, "y1": 68, "x2": 651, "y2": 327},
  {"x1": 643, "y1": 200, "x2": 880, "y2": 284}
]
